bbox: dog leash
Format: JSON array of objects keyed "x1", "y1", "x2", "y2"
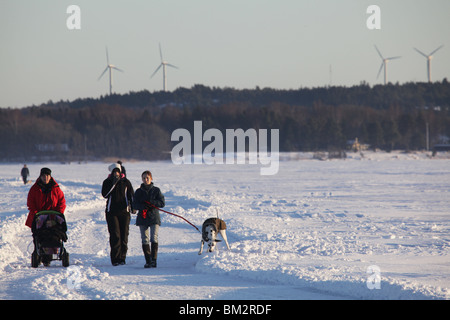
[{"x1": 145, "y1": 202, "x2": 200, "y2": 233}]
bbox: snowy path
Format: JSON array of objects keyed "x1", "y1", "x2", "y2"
[
  {"x1": 0, "y1": 164, "x2": 343, "y2": 300},
  {"x1": 1, "y1": 152, "x2": 449, "y2": 300}
]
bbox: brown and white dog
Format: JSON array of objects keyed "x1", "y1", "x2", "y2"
[{"x1": 198, "y1": 218, "x2": 230, "y2": 254}]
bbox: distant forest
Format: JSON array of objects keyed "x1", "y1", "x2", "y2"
[{"x1": 1, "y1": 81, "x2": 449, "y2": 162}]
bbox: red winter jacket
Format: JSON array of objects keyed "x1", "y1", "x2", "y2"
[{"x1": 25, "y1": 177, "x2": 66, "y2": 228}]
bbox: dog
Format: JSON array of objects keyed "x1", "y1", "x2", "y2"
[{"x1": 198, "y1": 217, "x2": 230, "y2": 254}]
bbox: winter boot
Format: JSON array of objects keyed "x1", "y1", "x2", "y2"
[
  {"x1": 142, "y1": 244, "x2": 152, "y2": 268},
  {"x1": 150, "y1": 242, "x2": 158, "y2": 268}
]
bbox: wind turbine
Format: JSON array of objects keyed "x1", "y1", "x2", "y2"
[
  {"x1": 98, "y1": 47, "x2": 124, "y2": 95},
  {"x1": 413, "y1": 45, "x2": 444, "y2": 83},
  {"x1": 150, "y1": 43, "x2": 178, "y2": 92},
  {"x1": 374, "y1": 45, "x2": 401, "y2": 85}
]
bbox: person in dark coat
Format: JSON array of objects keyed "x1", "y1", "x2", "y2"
[
  {"x1": 132, "y1": 170, "x2": 165, "y2": 268},
  {"x1": 101, "y1": 163, "x2": 134, "y2": 266},
  {"x1": 21, "y1": 164, "x2": 30, "y2": 184}
]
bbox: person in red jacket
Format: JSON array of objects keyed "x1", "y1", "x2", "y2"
[{"x1": 25, "y1": 167, "x2": 66, "y2": 228}]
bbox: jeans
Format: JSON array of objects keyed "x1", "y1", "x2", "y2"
[{"x1": 139, "y1": 224, "x2": 159, "y2": 244}]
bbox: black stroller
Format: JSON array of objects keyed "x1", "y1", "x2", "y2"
[{"x1": 31, "y1": 210, "x2": 69, "y2": 268}]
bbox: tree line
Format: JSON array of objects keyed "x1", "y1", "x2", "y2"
[{"x1": 1, "y1": 81, "x2": 449, "y2": 162}]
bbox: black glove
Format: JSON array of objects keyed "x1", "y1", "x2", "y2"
[{"x1": 144, "y1": 202, "x2": 153, "y2": 210}]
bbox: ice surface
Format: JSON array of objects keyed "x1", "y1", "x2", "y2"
[{"x1": 0, "y1": 151, "x2": 449, "y2": 300}]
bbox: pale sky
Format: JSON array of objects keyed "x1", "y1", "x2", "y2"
[{"x1": 1, "y1": 0, "x2": 449, "y2": 108}]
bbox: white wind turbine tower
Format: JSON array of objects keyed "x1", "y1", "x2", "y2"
[
  {"x1": 374, "y1": 45, "x2": 401, "y2": 85},
  {"x1": 413, "y1": 45, "x2": 444, "y2": 83},
  {"x1": 98, "y1": 47, "x2": 124, "y2": 95},
  {"x1": 150, "y1": 43, "x2": 179, "y2": 92}
]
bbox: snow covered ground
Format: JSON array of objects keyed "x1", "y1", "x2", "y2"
[{"x1": 0, "y1": 151, "x2": 449, "y2": 300}]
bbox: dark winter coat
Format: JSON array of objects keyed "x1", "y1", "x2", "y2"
[
  {"x1": 26, "y1": 177, "x2": 66, "y2": 228},
  {"x1": 133, "y1": 183, "x2": 165, "y2": 227},
  {"x1": 102, "y1": 174, "x2": 134, "y2": 215},
  {"x1": 21, "y1": 167, "x2": 29, "y2": 177}
]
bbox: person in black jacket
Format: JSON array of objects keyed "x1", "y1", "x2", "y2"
[
  {"x1": 133, "y1": 170, "x2": 165, "y2": 268},
  {"x1": 21, "y1": 164, "x2": 30, "y2": 184},
  {"x1": 101, "y1": 163, "x2": 134, "y2": 266}
]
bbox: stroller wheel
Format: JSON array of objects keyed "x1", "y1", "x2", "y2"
[
  {"x1": 62, "y1": 250, "x2": 70, "y2": 267},
  {"x1": 31, "y1": 251, "x2": 40, "y2": 268}
]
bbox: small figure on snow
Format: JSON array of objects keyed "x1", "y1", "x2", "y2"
[
  {"x1": 133, "y1": 170, "x2": 165, "y2": 268},
  {"x1": 21, "y1": 164, "x2": 30, "y2": 184}
]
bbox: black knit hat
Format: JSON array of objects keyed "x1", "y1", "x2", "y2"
[{"x1": 40, "y1": 167, "x2": 52, "y2": 176}]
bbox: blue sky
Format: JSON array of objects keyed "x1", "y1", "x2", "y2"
[{"x1": 0, "y1": 0, "x2": 449, "y2": 108}]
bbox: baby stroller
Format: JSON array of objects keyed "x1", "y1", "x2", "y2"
[{"x1": 31, "y1": 210, "x2": 69, "y2": 268}]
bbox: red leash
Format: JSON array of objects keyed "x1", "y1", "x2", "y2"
[{"x1": 145, "y1": 202, "x2": 200, "y2": 233}]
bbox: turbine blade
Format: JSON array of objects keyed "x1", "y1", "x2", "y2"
[
  {"x1": 105, "y1": 46, "x2": 110, "y2": 65},
  {"x1": 159, "y1": 43, "x2": 163, "y2": 62},
  {"x1": 112, "y1": 66, "x2": 124, "y2": 73},
  {"x1": 413, "y1": 47, "x2": 428, "y2": 58},
  {"x1": 376, "y1": 63, "x2": 384, "y2": 79},
  {"x1": 430, "y1": 45, "x2": 444, "y2": 56},
  {"x1": 98, "y1": 66, "x2": 109, "y2": 80},
  {"x1": 150, "y1": 64, "x2": 162, "y2": 78},
  {"x1": 374, "y1": 45, "x2": 384, "y2": 59},
  {"x1": 166, "y1": 63, "x2": 179, "y2": 69},
  {"x1": 387, "y1": 56, "x2": 401, "y2": 60}
]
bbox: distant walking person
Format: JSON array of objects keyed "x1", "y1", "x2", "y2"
[
  {"x1": 102, "y1": 163, "x2": 134, "y2": 266},
  {"x1": 21, "y1": 164, "x2": 30, "y2": 184}
]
